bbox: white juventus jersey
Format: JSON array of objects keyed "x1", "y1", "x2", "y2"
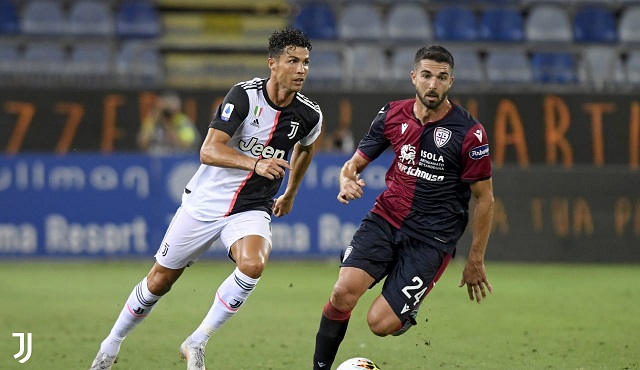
[{"x1": 182, "y1": 78, "x2": 323, "y2": 221}]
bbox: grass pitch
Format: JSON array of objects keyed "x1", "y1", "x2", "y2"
[{"x1": 0, "y1": 259, "x2": 638, "y2": 370}]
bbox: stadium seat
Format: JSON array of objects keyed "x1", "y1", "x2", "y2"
[
  {"x1": 626, "y1": 51, "x2": 640, "y2": 84},
  {"x1": 619, "y1": 6, "x2": 640, "y2": 43},
  {"x1": 525, "y1": 5, "x2": 572, "y2": 43},
  {"x1": 573, "y1": 6, "x2": 617, "y2": 43},
  {"x1": 578, "y1": 46, "x2": 624, "y2": 90},
  {"x1": 69, "y1": 0, "x2": 114, "y2": 37},
  {"x1": 22, "y1": 0, "x2": 67, "y2": 35},
  {"x1": 345, "y1": 45, "x2": 388, "y2": 88},
  {"x1": 386, "y1": 3, "x2": 433, "y2": 42},
  {"x1": 449, "y1": 48, "x2": 486, "y2": 84},
  {"x1": 0, "y1": 0, "x2": 20, "y2": 35},
  {"x1": 67, "y1": 44, "x2": 112, "y2": 78},
  {"x1": 116, "y1": 1, "x2": 161, "y2": 39},
  {"x1": 0, "y1": 43, "x2": 20, "y2": 83},
  {"x1": 531, "y1": 52, "x2": 578, "y2": 84},
  {"x1": 306, "y1": 48, "x2": 344, "y2": 88},
  {"x1": 390, "y1": 46, "x2": 417, "y2": 85},
  {"x1": 479, "y1": 7, "x2": 524, "y2": 42},
  {"x1": 485, "y1": 49, "x2": 532, "y2": 83},
  {"x1": 292, "y1": 2, "x2": 337, "y2": 40},
  {"x1": 338, "y1": 3, "x2": 383, "y2": 41},
  {"x1": 116, "y1": 41, "x2": 163, "y2": 86},
  {"x1": 434, "y1": 6, "x2": 478, "y2": 41}
]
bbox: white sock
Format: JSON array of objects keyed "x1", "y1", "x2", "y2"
[
  {"x1": 190, "y1": 267, "x2": 259, "y2": 345},
  {"x1": 100, "y1": 277, "x2": 162, "y2": 356}
]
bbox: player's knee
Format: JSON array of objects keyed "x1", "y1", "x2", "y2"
[
  {"x1": 146, "y1": 274, "x2": 173, "y2": 295},
  {"x1": 366, "y1": 315, "x2": 394, "y2": 337},
  {"x1": 237, "y1": 259, "x2": 266, "y2": 279},
  {"x1": 330, "y1": 285, "x2": 358, "y2": 311}
]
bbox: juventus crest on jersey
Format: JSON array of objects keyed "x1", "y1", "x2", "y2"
[{"x1": 182, "y1": 78, "x2": 323, "y2": 221}]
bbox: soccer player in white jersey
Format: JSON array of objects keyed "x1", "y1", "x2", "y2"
[{"x1": 90, "y1": 27, "x2": 322, "y2": 370}]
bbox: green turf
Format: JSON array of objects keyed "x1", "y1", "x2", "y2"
[{"x1": 0, "y1": 260, "x2": 638, "y2": 370}]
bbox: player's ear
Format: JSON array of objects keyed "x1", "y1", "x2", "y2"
[{"x1": 268, "y1": 57, "x2": 276, "y2": 71}]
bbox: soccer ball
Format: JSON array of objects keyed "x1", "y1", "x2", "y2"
[{"x1": 336, "y1": 357, "x2": 381, "y2": 370}]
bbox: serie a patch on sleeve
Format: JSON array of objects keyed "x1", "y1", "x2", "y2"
[{"x1": 221, "y1": 103, "x2": 235, "y2": 121}]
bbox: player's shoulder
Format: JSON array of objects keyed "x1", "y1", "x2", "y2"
[
  {"x1": 235, "y1": 77, "x2": 265, "y2": 91},
  {"x1": 381, "y1": 99, "x2": 413, "y2": 120},
  {"x1": 449, "y1": 103, "x2": 480, "y2": 125},
  {"x1": 294, "y1": 92, "x2": 322, "y2": 115}
]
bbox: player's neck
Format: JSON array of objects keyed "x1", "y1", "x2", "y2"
[
  {"x1": 266, "y1": 78, "x2": 296, "y2": 107},
  {"x1": 413, "y1": 99, "x2": 451, "y2": 125}
]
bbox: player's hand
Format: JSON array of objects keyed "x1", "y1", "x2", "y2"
[
  {"x1": 272, "y1": 195, "x2": 294, "y2": 217},
  {"x1": 337, "y1": 177, "x2": 366, "y2": 204},
  {"x1": 254, "y1": 158, "x2": 290, "y2": 180},
  {"x1": 458, "y1": 260, "x2": 493, "y2": 303}
]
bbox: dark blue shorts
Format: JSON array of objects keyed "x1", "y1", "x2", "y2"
[{"x1": 341, "y1": 212, "x2": 452, "y2": 321}]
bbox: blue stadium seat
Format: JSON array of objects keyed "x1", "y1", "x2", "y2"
[
  {"x1": 22, "y1": 0, "x2": 67, "y2": 36},
  {"x1": 116, "y1": 1, "x2": 161, "y2": 38},
  {"x1": 292, "y1": 2, "x2": 337, "y2": 40},
  {"x1": 70, "y1": 0, "x2": 114, "y2": 37},
  {"x1": 0, "y1": 0, "x2": 20, "y2": 34},
  {"x1": 338, "y1": 3, "x2": 383, "y2": 41},
  {"x1": 434, "y1": 6, "x2": 478, "y2": 41},
  {"x1": 573, "y1": 6, "x2": 617, "y2": 43},
  {"x1": 386, "y1": 3, "x2": 432, "y2": 42},
  {"x1": 531, "y1": 52, "x2": 578, "y2": 84},
  {"x1": 480, "y1": 7, "x2": 524, "y2": 42}
]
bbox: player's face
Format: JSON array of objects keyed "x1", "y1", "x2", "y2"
[
  {"x1": 269, "y1": 46, "x2": 310, "y2": 92},
  {"x1": 412, "y1": 59, "x2": 453, "y2": 110}
]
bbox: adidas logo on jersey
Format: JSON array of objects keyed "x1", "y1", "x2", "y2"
[{"x1": 239, "y1": 137, "x2": 286, "y2": 159}]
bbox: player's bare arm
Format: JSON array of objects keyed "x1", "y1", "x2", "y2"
[
  {"x1": 200, "y1": 128, "x2": 290, "y2": 180},
  {"x1": 273, "y1": 142, "x2": 315, "y2": 217},
  {"x1": 338, "y1": 151, "x2": 370, "y2": 204},
  {"x1": 459, "y1": 178, "x2": 494, "y2": 303}
]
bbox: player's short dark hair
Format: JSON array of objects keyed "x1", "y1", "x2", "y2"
[
  {"x1": 268, "y1": 27, "x2": 312, "y2": 59},
  {"x1": 414, "y1": 45, "x2": 454, "y2": 70}
]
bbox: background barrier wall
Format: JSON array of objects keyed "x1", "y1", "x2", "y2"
[
  {"x1": 1, "y1": 89, "x2": 638, "y2": 167},
  {"x1": 1, "y1": 153, "x2": 638, "y2": 262}
]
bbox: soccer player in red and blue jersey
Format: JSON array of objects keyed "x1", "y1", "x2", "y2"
[{"x1": 312, "y1": 45, "x2": 494, "y2": 370}]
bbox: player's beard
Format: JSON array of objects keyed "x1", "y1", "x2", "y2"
[{"x1": 417, "y1": 87, "x2": 447, "y2": 110}]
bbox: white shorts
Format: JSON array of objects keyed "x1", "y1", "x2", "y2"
[{"x1": 154, "y1": 207, "x2": 272, "y2": 269}]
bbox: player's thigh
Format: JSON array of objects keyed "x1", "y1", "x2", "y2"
[
  {"x1": 220, "y1": 210, "x2": 272, "y2": 261},
  {"x1": 340, "y1": 212, "x2": 396, "y2": 285},
  {"x1": 155, "y1": 207, "x2": 221, "y2": 269},
  {"x1": 380, "y1": 241, "x2": 449, "y2": 322}
]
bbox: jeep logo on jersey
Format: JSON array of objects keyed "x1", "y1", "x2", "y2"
[
  {"x1": 239, "y1": 137, "x2": 286, "y2": 159},
  {"x1": 288, "y1": 121, "x2": 300, "y2": 139},
  {"x1": 469, "y1": 144, "x2": 490, "y2": 160},
  {"x1": 434, "y1": 127, "x2": 451, "y2": 148}
]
